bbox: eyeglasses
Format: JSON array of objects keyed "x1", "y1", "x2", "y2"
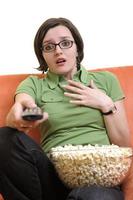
[{"x1": 41, "y1": 40, "x2": 74, "y2": 53}]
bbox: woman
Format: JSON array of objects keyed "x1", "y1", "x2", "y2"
[{"x1": 0, "y1": 17, "x2": 131, "y2": 200}]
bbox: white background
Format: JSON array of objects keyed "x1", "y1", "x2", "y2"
[{"x1": 0, "y1": 0, "x2": 133, "y2": 75}]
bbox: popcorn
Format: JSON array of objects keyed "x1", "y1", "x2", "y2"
[{"x1": 49, "y1": 144, "x2": 133, "y2": 188}]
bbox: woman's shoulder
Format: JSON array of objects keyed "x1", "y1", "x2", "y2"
[
  {"x1": 27, "y1": 73, "x2": 46, "y2": 80},
  {"x1": 22, "y1": 74, "x2": 47, "y2": 83},
  {"x1": 87, "y1": 69, "x2": 118, "y2": 81},
  {"x1": 82, "y1": 66, "x2": 116, "y2": 78},
  {"x1": 88, "y1": 69, "x2": 115, "y2": 76}
]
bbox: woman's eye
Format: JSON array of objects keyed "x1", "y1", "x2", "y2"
[
  {"x1": 61, "y1": 40, "x2": 71, "y2": 47},
  {"x1": 45, "y1": 44, "x2": 54, "y2": 51}
]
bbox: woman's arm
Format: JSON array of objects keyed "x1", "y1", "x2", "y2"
[
  {"x1": 6, "y1": 93, "x2": 48, "y2": 133},
  {"x1": 102, "y1": 100, "x2": 131, "y2": 147}
]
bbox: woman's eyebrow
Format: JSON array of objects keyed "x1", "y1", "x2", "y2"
[
  {"x1": 43, "y1": 39, "x2": 54, "y2": 44},
  {"x1": 43, "y1": 36, "x2": 72, "y2": 44}
]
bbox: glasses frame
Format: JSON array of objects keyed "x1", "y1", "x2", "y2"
[{"x1": 41, "y1": 40, "x2": 74, "y2": 53}]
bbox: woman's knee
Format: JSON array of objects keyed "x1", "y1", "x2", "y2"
[
  {"x1": 0, "y1": 127, "x2": 18, "y2": 162},
  {"x1": 66, "y1": 186, "x2": 124, "y2": 200},
  {"x1": 0, "y1": 127, "x2": 17, "y2": 149}
]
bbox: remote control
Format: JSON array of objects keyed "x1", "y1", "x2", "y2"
[{"x1": 22, "y1": 107, "x2": 43, "y2": 121}]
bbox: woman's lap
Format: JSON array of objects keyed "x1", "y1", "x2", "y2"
[
  {"x1": 0, "y1": 127, "x2": 69, "y2": 200},
  {"x1": 0, "y1": 127, "x2": 124, "y2": 200}
]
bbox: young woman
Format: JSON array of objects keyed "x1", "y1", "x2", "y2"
[{"x1": 0, "y1": 17, "x2": 131, "y2": 200}]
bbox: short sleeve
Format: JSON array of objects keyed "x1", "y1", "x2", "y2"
[
  {"x1": 102, "y1": 71, "x2": 125, "y2": 101},
  {"x1": 15, "y1": 76, "x2": 39, "y2": 102}
]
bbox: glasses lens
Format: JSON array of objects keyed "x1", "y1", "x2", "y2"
[
  {"x1": 60, "y1": 40, "x2": 73, "y2": 49},
  {"x1": 43, "y1": 43, "x2": 55, "y2": 52},
  {"x1": 42, "y1": 40, "x2": 74, "y2": 52}
]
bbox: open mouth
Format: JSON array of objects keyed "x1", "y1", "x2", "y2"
[{"x1": 56, "y1": 58, "x2": 66, "y2": 64}]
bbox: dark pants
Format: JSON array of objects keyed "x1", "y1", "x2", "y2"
[
  {"x1": 66, "y1": 186, "x2": 124, "y2": 200},
  {"x1": 0, "y1": 127, "x2": 124, "y2": 200}
]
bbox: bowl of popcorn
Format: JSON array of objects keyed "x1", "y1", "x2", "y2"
[{"x1": 49, "y1": 144, "x2": 133, "y2": 188}]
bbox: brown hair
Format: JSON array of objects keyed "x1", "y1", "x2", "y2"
[{"x1": 34, "y1": 17, "x2": 84, "y2": 72}]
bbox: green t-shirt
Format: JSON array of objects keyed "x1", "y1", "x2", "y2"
[{"x1": 16, "y1": 66, "x2": 125, "y2": 153}]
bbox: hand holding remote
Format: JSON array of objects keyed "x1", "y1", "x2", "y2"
[{"x1": 22, "y1": 107, "x2": 43, "y2": 121}]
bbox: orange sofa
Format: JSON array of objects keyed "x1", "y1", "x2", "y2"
[{"x1": 0, "y1": 66, "x2": 133, "y2": 200}]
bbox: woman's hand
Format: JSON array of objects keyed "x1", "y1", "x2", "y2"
[
  {"x1": 6, "y1": 96, "x2": 49, "y2": 133},
  {"x1": 63, "y1": 80, "x2": 114, "y2": 112}
]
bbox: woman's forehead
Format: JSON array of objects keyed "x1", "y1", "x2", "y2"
[{"x1": 43, "y1": 25, "x2": 73, "y2": 42}]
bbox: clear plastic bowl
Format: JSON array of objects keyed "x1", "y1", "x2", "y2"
[{"x1": 49, "y1": 144, "x2": 133, "y2": 188}]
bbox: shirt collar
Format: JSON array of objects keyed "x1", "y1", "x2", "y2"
[{"x1": 46, "y1": 66, "x2": 88, "y2": 89}]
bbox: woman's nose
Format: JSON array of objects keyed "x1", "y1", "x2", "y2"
[{"x1": 54, "y1": 44, "x2": 63, "y2": 54}]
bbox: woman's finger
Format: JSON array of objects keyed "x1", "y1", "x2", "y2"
[
  {"x1": 67, "y1": 80, "x2": 86, "y2": 89},
  {"x1": 64, "y1": 92, "x2": 82, "y2": 100}
]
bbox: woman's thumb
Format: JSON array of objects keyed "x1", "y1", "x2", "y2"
[{"x1": 89, "y1": 80, "x2": 97, "y2": 89}]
